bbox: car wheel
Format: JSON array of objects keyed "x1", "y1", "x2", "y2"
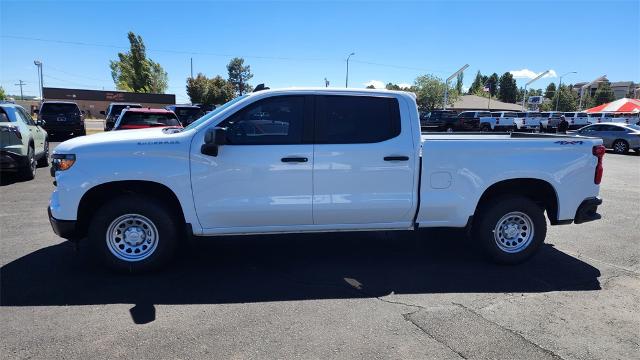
[
  {"x1": 446, "y1": 127, "x2": 454, "y2": 133},
  {"x1": 88, "y1": 195, "x2": 179, "y2": 272},
  {"x1": 473, "y1": 195, "x2": 546, "y2": 264},
  {"x1": 612, "y1": 139, "x2": 629, "y2": 154},
  {"x1": 37, "y1": 138, "x2": 49, "y2": 167},
  {"x1": 18, "y1": 145, "x2": 36, "y2": 180},
  {"x1": 481, "y1": 124, "x2": 491, "y2": 132}
]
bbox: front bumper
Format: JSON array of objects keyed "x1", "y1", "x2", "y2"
[
  {"x1": 0, "y1": 150, "x2": 28, "y2": 170},
  {"x1": 48, "y1": 206, "x2": 81, "y2": 241},
  {"x1": 574, "y1": 197, "x2": 602, "y2": 224}
]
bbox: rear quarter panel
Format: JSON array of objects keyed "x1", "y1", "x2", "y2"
[{"x1": 417, "y1": 136, "x2": 602, "y2": 227}]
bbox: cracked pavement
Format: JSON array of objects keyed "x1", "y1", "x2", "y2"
[{"x1": 1, "y1": 144, "x2": 639, "y2": 359}]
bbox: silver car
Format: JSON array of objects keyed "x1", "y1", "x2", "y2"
[{"x1": 574, "y1": 123, "x2": 640, "y2": 154}]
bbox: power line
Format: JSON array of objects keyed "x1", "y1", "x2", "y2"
[{"x1": 14, "y1": 80, "x2": 26, "y2": 100}]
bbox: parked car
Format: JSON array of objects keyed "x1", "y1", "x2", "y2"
[
  {"x1": 1, "y1": 103, "x2": 49, "y2": 179},
  {"x1": 36, "y1": 101, "x2": 85, "y2": 138},
  {"x1": 49, "y1": 88, "x2": 604, "y2": 273},
  {"x1": 420, "y1": 110, "x2": 460, "y2": 132},
  {"x1": 539, "y1": 111, "x2": 564, "y2": 132},
  {"x1": 514, "y1": 112, "x2": 541, "y2": 131},
  {"x1": 479, "y1": 111, "x2": 518, "y2": 131},
  {"x1": 563, "y1": 112, "x2": 590, "y2": 130},
  {"x1": 165, "y1": 105, "x2": 204, "y2": 126},
  {"x1": 587, "y1": 112, "x2": 614, "y2": 125},
  {"x1": 610, "y1": 112, "x2": 640, "y2": 125},
  {"x1": 113, "y1": 108, "x2": 182, "y2": 130},
  {"x1": 457, "y1": 110, "x2": 491, "y2": 131},
  {"x1": 101, "y1": 102, "x2": 142, "y2": 131},
  {"x1": 574, "y1": 123, "x2": 640, "y2": 154}
]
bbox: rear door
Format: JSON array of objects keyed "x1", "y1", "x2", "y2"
[
  {"x1": 15, "y1": 107, "x2": 45, "y2": 155},
  {"x1": 312, "y1": 94, "x2": 416, "y2": 227}
]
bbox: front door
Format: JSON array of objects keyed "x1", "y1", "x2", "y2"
[{"x1": 190, "y1": 95, "x2": 314, "y2": 232}]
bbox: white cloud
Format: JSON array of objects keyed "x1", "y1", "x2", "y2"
[
  {"x1": 363, "y1": 80, "x2": 385, "y2": 89},
  {"x1": 509, "y1": 69, "x2": 557, "y2": 80}
]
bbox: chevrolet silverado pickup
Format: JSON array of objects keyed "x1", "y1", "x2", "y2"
[{"x1": 48, "y1": 88, "x2": 605, "y2": 272}]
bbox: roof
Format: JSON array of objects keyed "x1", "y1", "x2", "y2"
[
  {"x1": 586, "y1": 98, "x2": 640, "y2": 113},
  {"x1": 123, "y1": 108, "x2": 174, "y2": 114},
  {"x1": 450, "y1": 95, "x2": 522, "y2": 111}
]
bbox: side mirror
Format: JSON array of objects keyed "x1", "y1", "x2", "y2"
[
  {"x1": 81, "y1": 110, "x2": 86, "y2": 115},
  {"x1": 100, "y1": 111, "x2": 106, "y2": 115},
  {"x1": 201, "y1": 127, "x2": 227, "y2": 156},
  {"x1": 36, "y1": 120, "x2": 45, "y2": 127}
]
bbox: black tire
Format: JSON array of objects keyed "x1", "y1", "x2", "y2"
[
  {"x1": 480, "y1": 124, "x2": 491, "y2": 132},
  {"x1": 37, "y1": 138, "x2": 49, "y2": 167},
  {"x1": 18, "y1": 145, "x2": 36, "y2": 180},
  {"x1": 445, "y1": 127, "x2": 454, "y2": 133},
  {"x1": 472, "y1": 195, "x2": 547, "y2": 264},
  {"x1": 88, "y1": 195, "x2": 180, "y2": 272},
  {"x1": 612, "y1": 139, "x2": 629, "y2": 154}
]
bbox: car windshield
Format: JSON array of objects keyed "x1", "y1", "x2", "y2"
[
  {"x1": 41, "y1": 103, "x2": 79, "y2": 114},
  {"x1": 119, "y1": 112, "x2": 181, "y2": 127},
  {"x1": 110, "y1": 104, "x2": 142, "y2": 115},
  {"x1": 625, "y1": 124, "x2": 640, "y2": 131},
  {"x1": 182, "y1": 95, "x2": 248, "y2": 131}
]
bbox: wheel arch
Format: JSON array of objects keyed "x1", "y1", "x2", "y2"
[
  {"x1": 475, "y1": 178, "x2": 560, "y2": 224},
  {"x1": 76, "y1": 180, "x2": 186, "y2": 238}
]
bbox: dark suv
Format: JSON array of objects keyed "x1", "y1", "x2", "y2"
[
  {"x1": 165, "y1": 105, "x2": 204, "y2": 126},
  {"x1": 457, "y1": 110, "x2": 491, "y2": 131},
  {"x1": 101, "y1": 102, "x2": 142, "y2": 131},
  {"x1": 420, "y1": 110, "x2": 461, "y2": 132},
  {"x1": 37, "y1": 101, "x2": 85, "y2": 138}
]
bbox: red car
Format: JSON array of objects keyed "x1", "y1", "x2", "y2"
[{"x1": 112, "y1": 108, "x2": 182, "y2": 130}]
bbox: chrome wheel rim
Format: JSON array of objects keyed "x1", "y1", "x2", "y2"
[
  {"x1": 614, "y1": 141, "x2": 627, "y2": 153},
  {"x1": 29, "y1": 148, "x2": 36, "y2": 175},
  {"x1": 106, "y1": 214, "x2": 158, "y2": 262},
  {"x1": 493, "y1": 211, "x2": 534, "y2": 253}
]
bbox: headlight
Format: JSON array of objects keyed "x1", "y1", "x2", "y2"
[{"x1": 51, "y1": 154, "x2": 76, "y2": 174}]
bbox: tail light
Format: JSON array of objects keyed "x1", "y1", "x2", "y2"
[
  {"x1": 0, "y1": 125, "x2": 22, "y2": 140},
  {"x1": 592, "y1": 145, "x2": 605, "y2": 184}
]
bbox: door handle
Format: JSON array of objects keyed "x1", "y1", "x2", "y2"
[
  {"x1": 281, "y1": 157, "x2": 308, "y2": 163},
  {"x1": 384, "y1": 156, "x2": 409, "y2": 161}
]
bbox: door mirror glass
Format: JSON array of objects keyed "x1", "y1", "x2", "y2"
[{"x1": 201, "y1": 127, "x2": 226, "y2": 156}]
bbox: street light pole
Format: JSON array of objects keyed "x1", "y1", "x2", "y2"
[
  {"x1": 34, "y1": 60, "x2": 43, "y2": 101},
  {"x1": 555, "y1": 71, "x2": 577, "y2": 111},
  {"x1": 345, "y1": 52, "x2": 355, "y2": 88},
  {"x1": 521, "y1": 70, "x2": 550, "y2": 111},
  {"x1": 578, "y1": 75, "x2": 606, "y2": 110},
  {"x1": 443, "y1": 64, "x2": 469, "y2": 109}
]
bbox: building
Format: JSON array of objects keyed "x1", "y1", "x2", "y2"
[
  {"x1": 449, "y1": 95, "x2": 522, "y2": 112},
  {"x1": 38, "y1": 87, "x2": 177, "y2": 118},
  {"x1": 571, "y1": 78, "x2": 637, "y2": 100}
]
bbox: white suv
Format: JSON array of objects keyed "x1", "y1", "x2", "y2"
[{"x1": 0, "y1": 103, "x2": 49, "y2": 179}]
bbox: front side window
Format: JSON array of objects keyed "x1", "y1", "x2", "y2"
[
  {"x1": 317, "y1": 95, "x2": 400, "y2": 144},
  {"x1": 221, "y1": 96, "x2": 305, "y2": 145},
  {"x1": 18, "y1": 108, "x2": 36, "y2": 126}
]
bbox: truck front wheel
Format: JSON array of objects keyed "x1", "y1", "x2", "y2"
[
  {"x1": 88, "y1": 195, "x2": 179, "y2": 272},
  {"x1": 473, "y1": 196, "x2": 546, "y2": 264}
]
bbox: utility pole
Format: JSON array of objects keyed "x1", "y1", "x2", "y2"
[
  {"x1": 15, "y1": 80, "x2": 26, "y2": 100},
  {"x1": 345, "y1": 52, "x2": 355, "y2": 88}
]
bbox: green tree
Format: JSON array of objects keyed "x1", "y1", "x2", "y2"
[
  {"x1": 413, "y1": 74, "x2": 458, "y2": 112},
  {"x1": 552, "y1": 85, "x2": 578, "y2": 111},
  {"x1": 455, "y1": 72, "x2": 464, "y2": 95},
  {"x1": 593, "y1": 81, "x2": 615, "y2": 106},
  {"x1": 186, "y1": 73, "x2": 235, "y2": 106},
  {"x1": 486, "y1": 73, "x2": 499, "y2": 97},
  {"x1": 498, "y1": 72, "x2": 518, "y2": 103},
  {"x1": 109, "y1": 32, "x2": 168, "y2": 93},
  {"x1": 0, "y1": 86, "x2": 6, "y2": 100},
  {"x1": 469, "y1": 70, "x2": 483, "y2": 94},
  {"x1": 227, "y1": 57, "x2": 253, "y2": 96},
  {"x1": 544, "y1": 83, "x2": 556, "y2": 99},
  {"x1": 366, "y1": 84, "x2": 376, "y2": 89}
]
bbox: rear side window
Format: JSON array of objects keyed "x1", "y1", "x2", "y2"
[
  {"x1": 316, "y1": 95, "x2": 400, "y2": 144},
  {"x1": 41, "y1": 103, "x2": 79, "y2": 115},
  {"x1": 0, "y1": 108, "x2": 10, "y2": 122},
  {"x1": 477, "y1": 112, "x2": 491, "y2": 117},
  {"x1": 120, "y1": 112, "x2": 181, "y2": 127}
]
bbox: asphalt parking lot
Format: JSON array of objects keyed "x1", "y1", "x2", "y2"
[{"x1": 1, "y1": 142, "x2": 639, "y2": 360}]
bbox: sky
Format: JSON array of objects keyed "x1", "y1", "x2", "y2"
[{"x1": 1, "y1": 0, "x2": 638, "y2": 103}]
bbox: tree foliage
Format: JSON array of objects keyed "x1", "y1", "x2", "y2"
[
  {"x1": 498, "y1": 72, "x2": 518, "y2": 103},
  {"x1": 413, "y1": 74, "x2": 458, "y2": 112},
  {"x1": 544, "y1": 83, "x2": 556, "y2": 99},
  {"x1": 486, "y1": 73, "x2": 499, "y2": 97},
  {"x1": 469, "y1": 70, "x2": 484, "y2": 94},
  {"x1": 186, "y1": 73, "x2": 235, "y2": 106},
  {"x1": 0, "y1": 86, "x2": 6, "y2": 100},
  {"x1": 385, "y1": 83, "x2": 412, "y2": 91},
  {"x1": 455, "y1": 72, "x2": 464, "y2": 95},
  {"x1": 227, "y1": 57, "x2": 253, "y2": 96},
  {"x1": 366, "y1": 84, "x2": 376, "y2": 89},
  {"x1": 552, "y1": 85, "x2": 578, "y2": 111},
  {"x1": 593, "y1": 81, "x2": 615, "y2": 106},
  {"x1": 109, "y1": 32, "x2": 168, "y2": 93}
]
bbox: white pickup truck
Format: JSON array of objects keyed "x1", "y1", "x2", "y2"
[
  {"x1": 48, "y1": 89, "x2": 605, "y2": 272},
  {"x1": 479, "y1": 111, "x2": 518, "y2": 131}
]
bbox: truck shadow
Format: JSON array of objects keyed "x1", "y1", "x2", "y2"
[{"x1": 1, "y1": 229, "x2": 601, "y2": 307}]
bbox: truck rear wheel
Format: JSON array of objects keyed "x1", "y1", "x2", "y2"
[
  {"x1": 473, "y1": 195, "x2": 546, "y2": 264},
  {"x1": 88, "y1": 195, "x2": 179, "y2": 272}
]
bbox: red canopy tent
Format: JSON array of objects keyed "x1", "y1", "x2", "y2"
[{"x1": 585, "y1": 98, "x2": 640, "y2": 113}]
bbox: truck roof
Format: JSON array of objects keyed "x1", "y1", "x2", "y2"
[
  {"x1": 124, "y1": 108, "x2": 174, "y2": 114},
  {"x1": 246, "y1": 87, "x2": 417, "y2": 99}
]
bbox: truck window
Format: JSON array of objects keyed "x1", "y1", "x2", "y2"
[
  {"x1": 223, "y1": 96, "x2": 305, "y2": 145},
  {"x1": 41, "y1": 103, "x2": 79, "y2": 115},
  {"x1": 317, "y1": 96, "x2": 400, "y2": 144}
]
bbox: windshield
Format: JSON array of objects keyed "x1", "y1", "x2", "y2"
[
  {"x1": 183, "y1": 95, "x2": 249, "y2": 131},
  {"x1": 110, "y1": 104, "x2": 142, "y2": 116},
  {"x1": 119, "y1": 112, "x2": 181, "y2": 127},
  {"x1": 41, "y1": 103, "x2": 79, "y2": 115},
  {"x1": 625, "y1": 124, "x2": 640, "y2": 131}
]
